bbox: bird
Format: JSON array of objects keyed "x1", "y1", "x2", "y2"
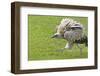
[{"x1": 51, "y1": 18, "x2": 88, "y2": 55}]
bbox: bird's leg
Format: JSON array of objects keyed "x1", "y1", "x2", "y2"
[
  {"x1": 65, "y1": 43, "x2": 69, "y2": 49},
  {"x1": 77, "y1": 44, "x2": 82, "y2": 56},
  {"x1": 65, "y1": 42, "x2": 73, "y2": 49}
]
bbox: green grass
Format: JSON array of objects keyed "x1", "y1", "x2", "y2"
[{"x1": 28, "y1": 15, "x2": 88, "y2": 61}]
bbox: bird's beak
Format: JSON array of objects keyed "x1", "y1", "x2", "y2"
[{"x1": 51, "y1": 34, "x2": 58, "y2": 38}]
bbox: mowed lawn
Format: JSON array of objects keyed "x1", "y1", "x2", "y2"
[{"x1": 28, "y1": 15, "x2": 88, "y2": 61}]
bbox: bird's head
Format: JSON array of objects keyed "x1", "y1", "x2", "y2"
[
  {"x1": 51, "y1": 33, "x2": 63, "y2": 38},
  {"x1": 51, "y1": 24, "x2": 65, "y2": 39}
]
